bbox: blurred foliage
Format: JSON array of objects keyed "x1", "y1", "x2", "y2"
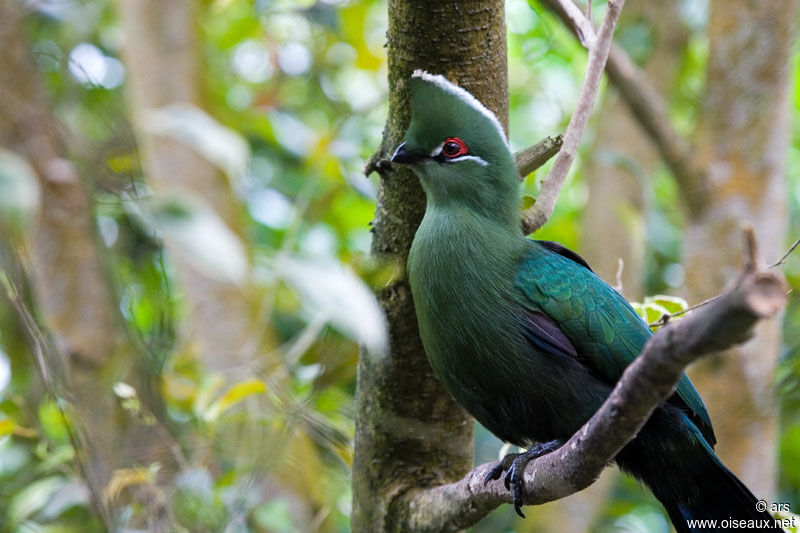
[{"x1": 0, "y1": 0, "x2": 797, "y2": 532}]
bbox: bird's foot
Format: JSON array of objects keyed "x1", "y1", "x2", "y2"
[
  {"x1": 483, "y1": 451, "x2": 521, "y2": 486},
  {"x1": 483, "y1": 439, "x2": 563, "y2": 518}
]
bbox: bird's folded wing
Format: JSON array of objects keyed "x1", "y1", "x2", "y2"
[{"x1": 516, "y1": 240, "x2": 716, "y2": 445}]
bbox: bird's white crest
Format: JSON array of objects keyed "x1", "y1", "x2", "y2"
[{"x1": 411, "y1": 70, "x2": 510, "y2": 148}]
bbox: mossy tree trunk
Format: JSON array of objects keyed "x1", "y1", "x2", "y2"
[{"x1": 352, "y1": 1, "x2": 508, "y2": 530}]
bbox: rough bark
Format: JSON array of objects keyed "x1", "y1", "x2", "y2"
[
  {"x1": 352, "y1": 1, "x2": 508, "y2": 530},
  {"x1": 0, "y1": 2, "x2": 173, "y2": 528},
  {"x1": 683, "y1": 0, "x2": 798, "y2": 497},
  {"x1": 117, "y1": 0, "x2": 260, "y2": 373}
]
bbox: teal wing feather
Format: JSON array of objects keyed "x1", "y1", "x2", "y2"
[{"x1": 516, "y1": 240, "x2": 716, "y2": 445}]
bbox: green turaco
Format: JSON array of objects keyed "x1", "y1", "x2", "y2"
[{"x1": 390, "y1": 70, "x2": 779, "y2": 532}]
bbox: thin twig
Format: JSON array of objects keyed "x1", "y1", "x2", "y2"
[
  {"x1": 521, "y1": 0, "x2": 626, "y2": 235},
  {"x1": 769, "y1": 234, "x2": 800, "y2": 268},
  {"x1": 649, "y1": 229, "x2": 799, "y2": 328},
  {"x1": 539, "y1": 0, "x2": 708, "y2": 216}
]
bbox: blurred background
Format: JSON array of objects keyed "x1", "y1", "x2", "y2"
[{"x1": 0, "y1": 0, "x2": 797, "y2": 531}]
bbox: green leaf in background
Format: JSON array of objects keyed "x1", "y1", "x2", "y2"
[
  {"x1": 0, "y1": 149, "x2": 40, "y2": 223},
  {"x1": 277, "y1": 255, "x2": 388, "y2": 355},
  {"x1": 631, "y1": 295, "x2": 690, "y2": 328},
  {"x1": 521, "y1": 195, "x2": 536, "y2": 210},
  {"x1": 8, "y1": 475, "x2": 68, "y2": 527},
  {"x1": 0, "y1": 417, "x2": 16, "y2": 437},
  {"x1": 203, "y1": 378, "x2": 267, "y2": 422},
  {"x1": 128, "y1": 192, "x2": 249, "y2": 284},
  {"x1": 142, "y1": 103, "x2": 250, "y2": 183},
  {"x1": 252, "y1": 497, "x2": 296, "y2": 533},
  {"x1": 37, "y1": 401, "x2": 70, "y2": 445},
  {"x1": 648, "y1": 295, "x2": 689, "y2": 314},
  {"x1": 173, "y1": 467, "x2": 227, "y2": 531},
  {"x1": 39, "y1": 477, "x2": 90, "y2": 520}
]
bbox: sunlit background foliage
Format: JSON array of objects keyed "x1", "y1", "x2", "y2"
[{"x1": 0, "y1": 0, "x2": 798, "y2": 531}]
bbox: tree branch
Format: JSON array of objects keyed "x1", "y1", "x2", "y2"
[
  {"x1": 539, "y1": 0, "x2": 709, "y2": 216},
  {"x1": 521, "y1": 0, "x2": 626, "y2": 235},
  {"x1": 515, "y1": 134, "x2": 563, "y2": 178},
  {"x1": 394, "y1": 227, "x2": 787, "y2": 532}
]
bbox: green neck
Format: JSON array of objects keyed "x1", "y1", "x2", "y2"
[{"x1": 408, "y1": 203, "x2": 526, "y2": 297}]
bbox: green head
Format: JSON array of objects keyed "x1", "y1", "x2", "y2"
[{"x1": 391, "y1": 71, "x2": 519, "y2": 223}]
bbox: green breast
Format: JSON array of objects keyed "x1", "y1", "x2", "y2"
[{"x1": 408, "y1": 207, "x2": 533, "y2": 439}]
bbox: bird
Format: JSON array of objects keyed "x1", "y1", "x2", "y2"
[{"x1": 390, "y1": 70, "x2": 780, "y2": 532}]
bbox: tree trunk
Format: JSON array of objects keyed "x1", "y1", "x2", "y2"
[
  {"x1": 0, "y1": 2, "x2": 173, "y2": 529},
  {"x1": 684, "y1": 0, "x2": 797, "y2": 497},
  {"x1": 352, "y1": 1, "x2": 508, "y2": 530}
]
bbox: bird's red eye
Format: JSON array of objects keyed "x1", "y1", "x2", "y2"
[{"x1": 441, "y1": 137, "x2": 469, "y2": 158}]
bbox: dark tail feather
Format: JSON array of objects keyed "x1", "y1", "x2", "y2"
[
  {"x1": 617, "y1": 408, "x2": 782, "y2": 533},
  {"x1": 655, "y1": 448, "x2": 782, "y2": 532}
]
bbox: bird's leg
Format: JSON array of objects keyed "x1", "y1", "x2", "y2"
[{"x1": 483, "y1": 439, "x2": 563, "y2": 518}]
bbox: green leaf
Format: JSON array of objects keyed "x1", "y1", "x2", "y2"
[
  {"x1": 277, "y1": 255, "x2": 388, "y2": 354},
  {"x1": 39, "y1": 477, "x2": 90, "y2": 520},
  {"x1": 0, "y1": 417, "x2": 15, "y2": 437},
  {"x1": 203, "y1": 379, "x2": 267, "y2": 421},
  {"x1": 38, "y1": 401, "x2": 70, "y2": 444},
  {"x1": 142, "y1": 103, "x2": 249, "y2": 183},
  {"x1": 0, "y1": 149, "x2": 39, "y2": 222},
  {"x1": 630, "y1": 301, "x2": 669, "y2": 326},
  {"x1": 127, "y1": 193, "x2": 249, "y2": 284},
  {"x1": 647, "y1": 295, "x2": 689, "y2": 314},
  {"x1": 36, "y1": 444, "x2": 75, "y2": 473},
  {"x1": 521, "y1": 195, "x2": 536, "y2": 210},
  {"x1": 8, "y1": 475, "x2": 67, "y2": 526},
  {"x1": 252, "y1": 498, "x2": 296, "y2": 533}
]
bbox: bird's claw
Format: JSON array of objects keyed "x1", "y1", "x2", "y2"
[
  {"x1": 483, "y1": 452, "x2": 520, "y2": 486},
  {"x1": 484, "y1": 440, "x2": 564, "y2": 519},
  {"x1": 504, "y1": 455, "x2": 529, "y2": 517}
]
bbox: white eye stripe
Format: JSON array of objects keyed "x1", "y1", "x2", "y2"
[
  {"x1": 430, "y1": 142, "x2": 445, "y2": 157},
  {"x1": 446, "y1": 155, "x2": 489, "y2": 166}
]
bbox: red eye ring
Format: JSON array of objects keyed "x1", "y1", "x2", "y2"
[{"x1": 441, "y1": 137, "x2": 469, "y2": 158}]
